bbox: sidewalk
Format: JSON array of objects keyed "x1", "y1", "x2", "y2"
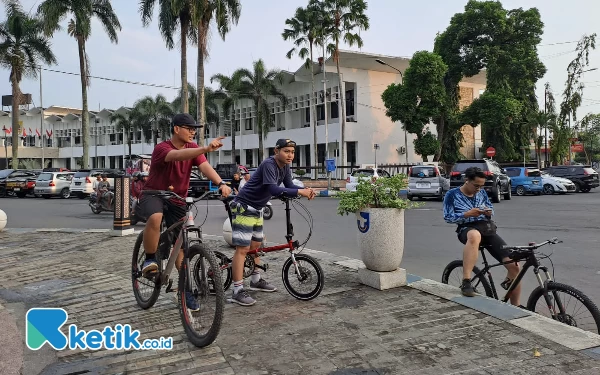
[{"x1": 1, "y1": 229, "x2": 599, "y2": 375}]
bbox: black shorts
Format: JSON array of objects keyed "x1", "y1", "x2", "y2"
[
  {"x1": 138, "y1": 193, "x2": 186, "y2": 241},
  {"x1": 457, "y1": 227, "x2": 509, "y2": 263}
]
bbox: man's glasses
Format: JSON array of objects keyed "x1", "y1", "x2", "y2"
[
  {"x1": 470, "y1": 181, "x2": 484, "y2": 189},
  {"x1": 179, "y1": 126, "x2": 197, "y2": 133}
]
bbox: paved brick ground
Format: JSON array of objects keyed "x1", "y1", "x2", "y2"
[{"x1": 0, "y1": 231, "x2": 599, "y2": 375}]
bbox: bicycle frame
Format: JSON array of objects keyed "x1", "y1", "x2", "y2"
[{"x1": 473, "y1": 248, "x2": 567, "y2": 317}]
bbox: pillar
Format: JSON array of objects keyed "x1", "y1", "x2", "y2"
[{"x1": 111, "y1": 175, "x2": 135, "y2": 236}]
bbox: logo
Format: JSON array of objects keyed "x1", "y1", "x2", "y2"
[
  {"x1": 26, "y1": 308, "x2": 172, "y2": 351},
  {"x1": 357, "y1": 211, "x2": 370, "y2": 233}
]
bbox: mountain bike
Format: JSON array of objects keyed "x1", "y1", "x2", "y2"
[
  {"x1": 131, "y1": 190, "x2": 225, "y2": 348},
  {"x1": 441, "y1": 237, "x2": 600, "y2": 334},
  {"x1": 204, "y1": 194, "x2": 324, "y2": 301}
]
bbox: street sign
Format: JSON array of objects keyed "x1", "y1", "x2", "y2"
[{"x1": 486, "y1": 147, "x2": 496, "y2": 157}]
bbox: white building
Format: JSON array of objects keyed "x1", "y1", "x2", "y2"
[{"x1": 0, "y1": 50, "x2": 486, "y2": 173}]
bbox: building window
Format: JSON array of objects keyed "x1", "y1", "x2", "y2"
[
  {"x1": 330, "y1": 102, "x2": 339, "y2": 119},
  {"x1": 305, "y1": 107, "x2": 310, "y2": 123},
  {"x1": 245, "y1": 149, "x2": 253, "y2": 167},
  {"x1": 245, "y1": 118, "x2": 252, "y2": 130},
  {"x1": 318, "y1": 144, "x2": 325, "y2": 164},
  {"x1": 317, "y1": 105, "x2": 325, "y2": 121},
  {"x1": 347, "y1": 141, "x2": 357, "y2": 165},
  {"x1": 345, "y1": 89, "x2": 355, "y2": 117}
]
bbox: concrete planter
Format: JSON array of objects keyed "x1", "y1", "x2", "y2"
[{"x1": 356, "y1": 207, "x2": 405, "y2": 272}]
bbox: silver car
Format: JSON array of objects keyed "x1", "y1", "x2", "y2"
[
  {"x1": 34, "y1": 172, "x2": 75, "y2": 199},
  {"x1": 407, "y1": 165, "x2": 449, "y2": 201}
]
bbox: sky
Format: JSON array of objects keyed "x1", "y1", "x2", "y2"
[{"x1": 2, "y1": 0, "x2": 600, "y2": 120}]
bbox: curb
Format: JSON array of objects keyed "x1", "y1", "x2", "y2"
[{"x1": 3, "y1": 229, "x2": 600, "y2": 358}]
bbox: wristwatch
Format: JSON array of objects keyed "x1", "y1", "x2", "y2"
[{"x1": 218, "y1": 181, "x2": 227, "y2": 187}]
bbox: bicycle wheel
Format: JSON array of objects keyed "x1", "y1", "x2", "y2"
[
  {"x1": 441, "y1": 260, "x2": 494, "y2": 298},
  {"x1": 527, "y1": 282, "x2": 600, "y2": 335},
  {"x1": 178, "y1": 243, "x2": 225, "y2": 348},
  {"x1": 131, "y1": 230, "x2": 161, "y2": 309},
  {"x1": 194, "y1": 250, "x2": 232, "y2": 292},
  {"x1": 282, "y1": 254, "x2": 324, "y2": 300}
]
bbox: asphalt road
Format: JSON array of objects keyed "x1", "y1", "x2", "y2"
[{"x1": 1, "y1": 190, "x2": 599, "y2": 306}]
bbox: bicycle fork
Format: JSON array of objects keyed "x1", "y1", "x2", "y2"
[{"x1": 534, "y1": 266, "x2": 566, "y2": 318}]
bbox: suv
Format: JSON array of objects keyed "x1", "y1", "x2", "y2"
[
  {"x1": 345, "y1": 168, "x2": 391, "y2": 192},
  {"x1": 544, "y1": 165, "x2": 599, "y2": 192},
  {"x1": 34, "y1": 171, "x2": 75, "y2": 199},
  {"x1": 449, "y1": 159, "x2": 512, "y2": 203},
  {"x1": 407, "y1": 165, "x2": 449, "y2": 201}
]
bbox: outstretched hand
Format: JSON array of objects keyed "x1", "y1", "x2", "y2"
[{"x1": 207, "y1": 136, "x2": 226, "y2": 152}]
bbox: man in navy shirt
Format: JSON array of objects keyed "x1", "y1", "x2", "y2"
[
  {"x1": 443, "y1": 167, "x2": 521, "y2": 305},
  {"x1": 229, "y1": 138, "x2": 316, "y2": 306}
]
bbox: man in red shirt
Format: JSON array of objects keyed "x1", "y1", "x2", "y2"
[{"x1": 138, "y1": 113, "x2": 232, "y2": 310}]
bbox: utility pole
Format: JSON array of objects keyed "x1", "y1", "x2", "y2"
[
  {"x1": 375, "y1": 59, "x2": 406, "y2": 163},
  {"x1": 544, "y1": 87, "x2": 548, "y2": 168},
  {"x1": 322, "y1": 36, "x2": 330, "y2": 192},
  {"x1": 40, "y1": 66, "x2": 44, "y2": 168}
]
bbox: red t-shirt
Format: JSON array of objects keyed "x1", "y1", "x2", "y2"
[{"x1": 143, "y1": 140, "x2": 207, "y2": 201}]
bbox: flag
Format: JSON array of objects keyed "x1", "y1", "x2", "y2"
[
  {"x1": 36, "y1": 128, "x2": 41, "y2": 137},
  {"x1": 22, "y1": 128, "x2": 27, "y2": 137},
  {"x1": 46, "y1": 129, "x2": 52, "y2": 137},
  {"x1": 29, "y1": 127, "x2": 32, "y2": 135}
]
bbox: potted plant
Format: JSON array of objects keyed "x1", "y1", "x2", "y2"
[{"x1": 337, "y1": 173, "x2": 417, "y2": 273}]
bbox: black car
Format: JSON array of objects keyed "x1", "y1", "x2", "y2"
[
  {"x1": 0, "y1": 169, "x2": 40, "y2": 198},
  {"x1": 544, "y1": 165, "x2": 599, "y2": 192},
  {"x1": 449, "y1": 159, "x2": 512, "y2": 203}
]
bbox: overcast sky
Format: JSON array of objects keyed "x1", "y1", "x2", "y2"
[{"x1": 2, "y1": 0, "x2": 600, "y2": 120}]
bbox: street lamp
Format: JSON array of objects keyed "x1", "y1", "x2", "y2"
[
  {"x1": 374, "y1": 143, "x2": 380, "y2": 166},
  {"x1": 375, "y1": 58, "x2": 408, "y2": 165}
]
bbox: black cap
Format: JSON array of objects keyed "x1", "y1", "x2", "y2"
[
  {"x1": 171, "y1": 113, "x2": 203, "y2": 128},
  {"x1": 275, "y1": 138, "x2": 297, "y2": 149}
]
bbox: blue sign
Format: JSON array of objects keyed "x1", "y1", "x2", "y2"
[
  {"x1": 357, "y1": 211, "x2": 370, "y2": 233},
  {"x1": 326, "y1": 158, "x2": 336, "y2": 172}
]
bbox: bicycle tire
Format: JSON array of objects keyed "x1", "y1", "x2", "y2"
[
  {"x1": 441, "y1": 260, "x2": 494, "y2": 298},
  {"x1": 282, "y1": 254, "x2": 324, "y2": 301},
  {"x1": 526, "y1": 282, "x2": 600, "y2": 334},
  {"x1": 132, "y1": 230, "x2": 161, "y2": 309},
  {"x1": 195, "y1": 250, "x2": 232, "y2": 292},
  {"x1": 178, "y1": 243, "x2": 225, "y2": 348}
]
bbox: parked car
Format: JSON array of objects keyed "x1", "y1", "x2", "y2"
[
  {"x1": 540, "y1": 172, "x2": 576, "y2": 195},
  {"x1": 345, "y1": 168, "x2": 391, "y2": 192},
  {"x1": 0, "y1": 169, "x2": 40, "y2": 197},
  {"x1": 69, "y1": 168, "x2": 123, "y2": 198},
  {"x1": 503, "y1": 167, "x2": 544, "y2": 196},
  {"x1": 406, "y1": 165, "x2": 449, "y2": 201},
  {"x1": 544, "y1": 165, "x2": 599, "y2": 193},
  {"x1": 449, "y1": 159, "x2": 511, "y2": 203},
  {"x1": 34, "y1": 171, "x2": 75, "y2": 198}
]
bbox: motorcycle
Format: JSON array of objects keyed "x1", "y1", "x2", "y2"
[{"x1": 89, "y1": 191, "x2": 142, "y2": 225}]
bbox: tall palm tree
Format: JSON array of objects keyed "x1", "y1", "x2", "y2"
[
  {"x1": 232, "y1": 59, "x2": 287, "y2": 162},
  {"x1": 38, "y1": 0, "x2": 121, "y2": 169},
  {"x1": 0, "y1": 0, "x2": 57, "y2": 168},
  {"x1": 184, "y1": 0, "x2": 240, "y2": 146},
  {"x1": 283, "y1": 4, "x2": 321, "y2": 179},
  {"x1": 211, "y1": 73, "x2": 240, "y2": 162},
  {"x1": 110, "y1": 108, "x2": 145, "y2": 162},
  {"x1": 134, "y1": 94, "x2": 173, "y2": 145},
  {"x1": 316, "y1": 0, "x2": 369, "y2": 169},
  {"x1": 139, "y1": 0, "x2": 196, "y2": 113}
]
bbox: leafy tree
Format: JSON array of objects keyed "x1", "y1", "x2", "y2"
[
  {"x1": 282, "y1": 4, "x2": 321, "y2": 178},
  {"x1": 230, "y1": 59, "x2": 287, "y2": 162},
  {"x1": 181, "y1": 0, "x2": 241, "y2": 146},
  {"x1": 110, "y1": 109, "x2": 145, "y2": 161},
  {"x1": 38, "y1": 0, "x2": 121, "y2": 169},
  {"x1": 211, "y1": 73, "x2": 241, "y2": 162},
  {"x1": 0, "y1": 0, "x2": 57, "y2": 167},
  {"x1": 133, "y1": 94, "x2": 173, "y2": 145},
  {"x1": 140, "y1": 0, "x2": 197, "y2": 113},
  {"x1": 434, "y1": 0, "x2": 546, "y2": 162},
  {"x1": 382, "y1": 50, "x2": 448, "y2": 161},
  {"x1": 576, "y1": 113, "x2": 600, "y2": 164},
  {"x1": 313, "y1": 0, "x2": 369, "y2": 167}
]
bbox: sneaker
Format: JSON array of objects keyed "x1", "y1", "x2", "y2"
[
  {"x1": 142, "y1": 259, "x2": 158, "y2": 278},
  {"x1": 249, "y1": 278, "x2": 277, "y2": 292},
  {"x1": 229, "y1": 289, "x2": 256, "y2": 306},
  {"x1": 460, "y1": 279, "x2": 476, "y2": 297},
  {"x1": 185, "y1": 291, "x2": 200, "y2": 312}
]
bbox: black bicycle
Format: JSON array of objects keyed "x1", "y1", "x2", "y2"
[
  {"x1": 131, "y1": 190, "x2": 225, "y2": 348},
  {"x1": 442, "y1": 237, "x2": 600, "y2": 334}
]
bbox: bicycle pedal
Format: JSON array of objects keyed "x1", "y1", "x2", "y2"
[
  {"x1": 165, "y1": 279, "x2": 175, "y2": 293},
  {"x1": 256, "y1": 263, "x2": 269, "y2": 271}
]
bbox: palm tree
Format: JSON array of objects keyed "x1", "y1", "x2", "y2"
[
  {"x1": 231, "y1": 59, "x2": 288, "y2": 161},
  {"x1": 38, "y1": 0, "x2": 121, "y2": 169},
  {"x1": 283, "y1": 5, "x2": 321, "y2": 179},
  {"x1": 316, "y1": 0, "x2": 369, "y2": 169},
  {"x1": 185, "y1": 0, "x2": 240, "y2": 146},
  {"x1": 139, "y1": 0, "x2": 196, "y2": 113},
  {"x1": 110, "y1": 108, "x2": 145, "y2": 162},
  {"x1": 0, "y1": 0, "x2": 57, "y2": 168},
  {"x1": 211, "y1": 73, "x2": 240, "y2": 162},
  {"x1": 134, "y1": 94, "x2": 173, "y2": 145},
  {"x1": 172, "y1": 83, "x2": 226, "y2": 140}
]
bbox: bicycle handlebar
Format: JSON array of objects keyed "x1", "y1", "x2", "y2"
[
  {"x1": 502, "y1": 237, "x2": 561, "y2": 252},
  {"x1": 143, "y1": 189, "x2": 223, "y2": 204}
]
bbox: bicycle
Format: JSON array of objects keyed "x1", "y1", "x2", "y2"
[
  {"x1": 131, "y1": 190, "x2": 225, "y2": 348},
  {"x1": 204, "y1": 194, "x2": 325, "y2": 301},
  {"x1": 441, "y1": 237, "x2": 600, "y2": 334}
]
